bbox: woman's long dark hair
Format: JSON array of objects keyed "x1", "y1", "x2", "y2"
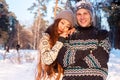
[
  {"x1": 36, "y1": 19, "x2": 63, "y2": 80},
  {"x1": 45, "y1": 19, "x2": 60, "y2": 47}
]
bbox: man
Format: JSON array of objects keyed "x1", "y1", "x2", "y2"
[{"x1": 57, "y1": 1, "x2": 111, "y2": 80}]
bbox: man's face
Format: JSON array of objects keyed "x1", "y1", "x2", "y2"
[{"x1": 76, "y1": 8, "x2": 92, "y2": 27}]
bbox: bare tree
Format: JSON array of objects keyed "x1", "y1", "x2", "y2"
[
  {"x1": 18, "y1": 27, "x2": 33, "y2": 49},
  {"x1": 31, "y1": 13, "x2": 46, "y2": 49},
  {"x1": 54, "y1": 0, "x2": 58, "y2": 18}
]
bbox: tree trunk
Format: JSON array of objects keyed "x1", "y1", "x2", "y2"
[{"x1": 54, "y1": 0, "x2": 58, "y2": 18}]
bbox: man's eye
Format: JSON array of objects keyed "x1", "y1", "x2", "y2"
[{"x1": 77, "y1": 13, "x2": 81, "y2": 16}]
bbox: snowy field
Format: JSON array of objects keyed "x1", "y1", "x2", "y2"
[{"x1": 0, "y1": 48, "x2": 120, "y2": 80}]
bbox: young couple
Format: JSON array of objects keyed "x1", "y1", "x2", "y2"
[{"x1": 36, "y1": 1, "x2": 111, "y2": 80}]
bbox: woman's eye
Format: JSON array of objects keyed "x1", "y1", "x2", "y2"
[
  {"x1": 65, "y1": 26, "x2": 70, "y2": 29},
  {"x1": 61, "y1": 21, "x2": 64, "y2": 25},
  {"x1": 68, "y1": 27, "x2": 72, "y2": 30}
]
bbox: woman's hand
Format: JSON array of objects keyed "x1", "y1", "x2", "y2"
[
  {"x1": 68, "y1": 28, "x2": 75, "y2": 35},
  {"x1": 59, "y1": 32, "x2": 69, "y2": 38},
  {"x1": 59, "y1": 28, "x2": 75, "y2": 38}
]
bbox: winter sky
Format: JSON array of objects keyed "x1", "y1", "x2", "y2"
[
  {"x1": 6, "y1": 0, "x2": 34, "y2": 26},
  {"x1": 5, "y1": 0, "x2": 56, "y2": 26}
]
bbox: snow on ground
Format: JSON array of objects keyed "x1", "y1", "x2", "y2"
[
  {"x1": 0, "y1": 49, "x2": 37, "y2": 80},
  {"x1": 107, "y1": 48, "x2": 120, "y2": 80},
  {"x1": 0, "y1": 62, "x2": 36, "y2": 80},
  {"x1": 0, "y1": 48, "x2": 120, "y2": 80}
]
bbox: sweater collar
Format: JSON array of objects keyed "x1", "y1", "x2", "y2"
[{"x1": 76, "y1": 25, "x2": 94, "y2": 31}]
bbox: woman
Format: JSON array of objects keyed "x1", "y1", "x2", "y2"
[{"x1": 36, "y1": 10, "x2": 75, "y2": 80}]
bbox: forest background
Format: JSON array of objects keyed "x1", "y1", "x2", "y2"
[{"x1": 0, "y1": 0, "x2": 120, "y2": 50}]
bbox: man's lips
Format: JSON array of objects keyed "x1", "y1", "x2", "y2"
[{"x1": 80, "y1": 20, "x2": 86, "y2": 23}]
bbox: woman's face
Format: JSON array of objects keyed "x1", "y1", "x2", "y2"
[
  {"x1": 58, "y1": 19, "x2": 72, "y2": 34},
  {"x1": 76, "y1": 8, "x2": 92, "y2": 27}
]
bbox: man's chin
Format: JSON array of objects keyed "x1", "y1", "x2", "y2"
[
  {"x1": 80, "y1": 24, "x2": 90, "y2": 27},
  {"x1": 80, "y1": 25, "x2": 87, "y2": 27}
]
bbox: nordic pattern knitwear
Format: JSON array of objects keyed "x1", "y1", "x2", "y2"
[
  {"x1": 75, "y1": 0, "x2": 93, "y2": 14},
  {"x1": 57, "y1": 27, "x2": 111, "y2": 80}
]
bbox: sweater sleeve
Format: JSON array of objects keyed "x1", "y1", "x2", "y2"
[
  {"x1": 39, "y1": 33, "x2": 63, "y2": 65},
  {"x1": 98, "y1": 30, "x2": 111, "y2": 53},
  {"x1": 91, "y1": 30, "x2": 111, "y2": 68}
]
